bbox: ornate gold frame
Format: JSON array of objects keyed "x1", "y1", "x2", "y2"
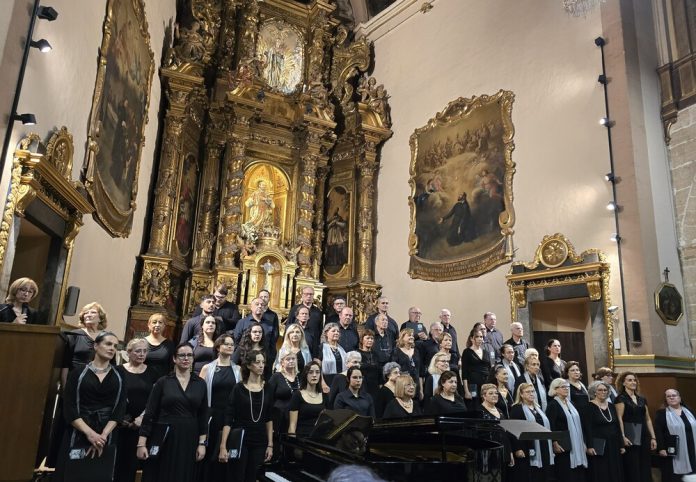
[
  {"x1": 506, "y1": 233, "x2": 614, "y2": 367},
  {"x1": 654, "y1": 282, "x2": 684, "y2": 326},
  {"x1": 407, "y1": 90, "x2": 515, "y2": 281},
  {"x1": 83, "y1": 0, "x2": 155, "y2": 237}
]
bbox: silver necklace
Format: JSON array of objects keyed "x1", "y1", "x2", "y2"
[
  {"x1": 249, "y1": 385, "x2": 264, "y2": 423},
  {"x1": 88, "y1": 362, "x2": 111, "y2": 374},
  {"x1": 597, "y1": 403, "x2": 612, "y2": 422}
]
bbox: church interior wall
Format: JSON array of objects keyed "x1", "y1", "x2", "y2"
[
  {"x1": 0, "y1": 0, "x2": 177, "y2": 338},
  {"x1": 366, "y1": 0, "x2": 687, "y2": 357}
]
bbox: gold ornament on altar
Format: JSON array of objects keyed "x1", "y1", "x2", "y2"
[{"x1": 256, "y1": 20, "x2": 304, "y2": 95}]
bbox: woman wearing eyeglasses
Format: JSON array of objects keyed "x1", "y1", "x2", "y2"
[
  {"x1": 0, "y1": 277, "x2": 39, "y2": 324},
  {"x1": 114, "y1": 338, "x2": 156, "y2": 482},
  {"x1": 510, "y1": 382, "x2": 554, "y2": 482},
  {"x1": 137, "y1": 343, "x2": 208, "y2": 482},
  {"x1": 545, "y1": 378, "x2": 587, "y2": 482},
  {"x1": 424, "y1": 352, "x2": 458, "y2": 402},
  {"x1": 383, "y1": 374, "x2": 421, "y2": 418},
  {"x1": 582, "y1": 381, "x2": 624, "y2": 482},
  {"x1": 655, "y1": 388, "x2": 696, "y2": 482},
  {"x1": 199, "y1": 334, "x2": 241, "y2": 482}
]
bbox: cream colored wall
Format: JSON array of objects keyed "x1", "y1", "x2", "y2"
[
  {"x1": 367, "y1": 1, "x2": 622, "y2": 341},
  {"x1": 0, "y1": 0, "x2": 176, "y2": 337}
]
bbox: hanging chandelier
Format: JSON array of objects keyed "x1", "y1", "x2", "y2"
[{"x1": 562, "y1": 0, "x2": 605, "y2": 17}]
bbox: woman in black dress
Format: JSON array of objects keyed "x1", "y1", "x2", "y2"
[
  {"x1": 480, "y1": 383, "x2": 515, "y2": 469},
  {"x1": 490, "y1": 365, "x2": 514, "y2": 418},
  {"x1": 0, "y1": 277, "x2": 39, "y2": 324},
  {"x1": 199, "y1": 334, "x2": 240, "y2": 482},
  {"x1": 540, "y1": 339, "x2": 565, "y2": 391},
  {"x1": 375, "y1": 362, "x2": 401, "y2": 418},
  {"x1": 137, "y1": 343, "x2": 208, "y2": 482},
  {"x1": 515, "y1": 357, "x2": 547, "y2": 412},
  {"x1": 461, "y1": 328, "x2": 490, "y2": 407},
  {"x1": 510, "y1": 382, "x2": 554, "y2": 482},
  {"x1": 288, "y1": 361, "x2": 328, "y2": 437},
  {"x1": 545, "y1": 378, "x2": 587, "y2": 482},
  {"x1": 268, "y1": 347, "x2": 300, "y2": 437},
  {"x1": 655, "y1": 388, "x2": 696, "y2": 482},
  {"x1": 383, "y1": 374, "x2": 422, "y2": 418},
  {"x1": 219, "y1": 349, "x2": 274, "y2": 482},
  {"x1": 144, "y1": 312, "x2": 174, "y2": 381},
  {"x1": 392, "y1": 328, "x2": 424, "y2": 402},
  {"x1": 334, "y1": 367, "x2": 375, "y2": 417},
  {"x1": 115, "y1": 338, "x2": 156, "y2": 482},
  {"x1": 190, "y1": 315, "x2": 219, "y2": 375},
  {"x1": 592, "y1": 367, "x2": 618, "y2": 402},
  {"x1": 614, "y1": 371, "x2": 657, "y2": 482},
  {"x1": 426, "y1": 370, "x2": 467, "y2": 415},
  {"x1": 563, "y1": 361, "x2": 589, "y2": 410},
  {"x1": 328, "y1": 351, "x2": 362, "y2": 407},
  {"x1": 55, "y1": 331, "x2": 126, "y2": 482},
  {"x1": 582, "y1": 381, "x2": 624, "y2": 482},
  {"x1": 61, "y1": 302, "x2": 108, "y2": 386},
  {"x1": 358, "y1": 329, "x2": 381, "y2": 400}
]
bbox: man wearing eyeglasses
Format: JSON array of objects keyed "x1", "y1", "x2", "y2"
[
  {"x1": 325, "y1": 296, "x2": 346, "y2": 326},
  {"x1": 190, "y1": 284, "x2": 241, "y2": 332},
  {"x1": 401, "y1": 307, "x2": 428, "y2": 341}
]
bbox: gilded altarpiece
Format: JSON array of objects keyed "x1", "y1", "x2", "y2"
[{"x1": 127, "y1": 0, "x2": 392, "y2": 338}]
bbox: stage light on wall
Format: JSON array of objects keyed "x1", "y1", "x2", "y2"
[
  {"x1": 597, "y1": 74, "x2": 607, "y2": 84},
  {"x1": 594, "y1": 36, "x2": 606, "y2": 47},
  {"x1": 30, "y1": 39, "x2": 52, "y2": 52},
  {"x1": 610, "y1": 233, "x2": 621, "y2": 243},
  {"x1": 37, "y1": 6, "x2": 59, "y2": 21},
  {"x1": 606, "y1": 201, "x2": 619, "y2": 211},
  {"x1": 13, "y1": 113, "x2": 37, "y2": 125},
  {"x1": 604, "y1": 172, "x2": 615, "y2": 183},
  {"x1": 608, "y1": 305, "x2": 620, "y2": 313},
  {"x1": 599, "y1": 117, "x2": 614, "y2": 127}
]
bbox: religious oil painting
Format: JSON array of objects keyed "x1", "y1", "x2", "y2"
[
  {"x1": 174, "y1": 154, "x2": 199, "y2": 259},
  {"x1": 408, "y1": 90, "x2": 516, "y2": 281},
  {"x1": 324, "y1": 186, "x2": 351, "y2": 277},
  {"x1": 83, "y1": 0, "x2": 154, "y2": 237},
  {"x1": 256, "y1": 20, "x2": 304, "y2": 95},
  {"x1": 655, "y1": 282, "x2": 684, "y2": 326}
]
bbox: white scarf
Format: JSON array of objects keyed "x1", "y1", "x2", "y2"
[
  {"x1": 503, "y1": 360, "x2": 519, "y2": 392},
  {"x1": 524, "y1": 372, "x2": 547, "y2": 411},
  {"x1": 666, "y1": 406, "x2": 696, "y2": 474},
  {"x1": 554, "y1": 397, "x2": 587, "y2": 468},
  {"x1": 321, "y1": 343, "x2": 347, "y2": 375},
  {"x1": 521, "y1": 404, "x2": 554, "y2": 468}
]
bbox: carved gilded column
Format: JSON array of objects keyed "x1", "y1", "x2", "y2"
[
  {"x1": 217, "y1": 0, "x2": 239, "y2": 72},
  {"x1": 237, "y1": 0, "x2": 260, "y2": 66},
  {"x1": 312, "y1": 166, "x2": 329, "y2": 279},
  {"x1": 356, "y1": 155, "x2": 377, "y2": 282},
  {"x1": 297, "y1": 153, "x2": 318, "y2": 277}
]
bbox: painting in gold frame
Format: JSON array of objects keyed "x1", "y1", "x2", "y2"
[
  {"x1": 408, "y1": 90, "x2": 515, "y2": 281},
  {"x1": 83, "y1": 0, "x2": 155, "y2": 237},
  {"x1": 256, "y1": 19, "x2": 304, "y2": 95}
]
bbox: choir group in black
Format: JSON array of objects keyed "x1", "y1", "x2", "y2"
[{"x1": 3, "y1": 276, "x2": 693, "y2": 482}]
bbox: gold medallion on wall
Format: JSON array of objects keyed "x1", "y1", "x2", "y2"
[{"x1": 408, "y1": 90, "x2": 516, "y2": 281}]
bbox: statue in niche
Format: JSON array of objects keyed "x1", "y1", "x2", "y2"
[
  {"x1": 242, "y1": 179, "x2": 276, "y2": 241},
  {"x1": 262, "y1": 258, "x2": 274, "y2": 291}
]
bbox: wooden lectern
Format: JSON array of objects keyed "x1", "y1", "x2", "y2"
[{"x1": 0, "y1": 324, "x2": 63, "y2": 482}]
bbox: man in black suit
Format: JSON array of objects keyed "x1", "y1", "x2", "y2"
[
  {"x1": 286, "y1": 286, "x2": 323, "y2": 351},
  {"x1": 365, "y1": 296, "x2": 399, "y2": 339}
]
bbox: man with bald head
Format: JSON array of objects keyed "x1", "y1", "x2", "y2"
[
  {"x1": 503, "y1": 322, "x2": 529, "y2": 367},
  {"x1": 365, "y1": 296, "x2": 399, "y2": 339},
  {"x1": 286, "y1": 286, "x2": 323, "y2": 353},
  {"x1": 439, "y1": 308, "x2": 459, "y2": 356},
  {"x1": 400, "y1": 307, "x2": 428, "y2": 341},
  {"x1": 420, "y1": 321, "x2": 443, "y2": 366},
  {"x1": 337, "y1": 307, "x2": 359, "y2": 352}
]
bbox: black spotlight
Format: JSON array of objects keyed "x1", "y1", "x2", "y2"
[
  {"x1": 37, "y1": 6, "x2": 58, "y2": 21},
  {"x1": 30, "y1": 39, "x2": 52, "y2": 52},
  {"x1": 14, "y1": 113, "x2": 37, "y2": 125},
  {"x1": 597, "y1": 74, "x2": 607, "y2": 84},
  {"x1": 594, "y1": 36, "x2": 605, "y2": 47}
]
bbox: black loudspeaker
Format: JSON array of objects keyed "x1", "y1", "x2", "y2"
[
  {"x1": 63, "y1": 286, "x2": 80, "y2": 316},
  {"x1": 630, "y1": 319, "x2": 642, "y2": 344}
]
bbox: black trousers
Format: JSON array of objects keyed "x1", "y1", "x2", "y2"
[{"x1": 232, "y1": 443, "x2": 266, "y2": 482}]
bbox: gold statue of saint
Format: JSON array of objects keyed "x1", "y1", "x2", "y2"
[{"x1": 242, "y1": 179, "x2": 276, "y2": 240}]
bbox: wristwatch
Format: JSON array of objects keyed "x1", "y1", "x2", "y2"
[{"x1": 198, "y1": 440, "x2": 207, "y2": 446}]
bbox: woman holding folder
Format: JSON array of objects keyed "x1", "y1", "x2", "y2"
[
  {"x1": 655, "y1": 388, "x2": 696, "y2": 482},
  {"x1": 582, "y1": 381, "x2": 624, "y2": 482}
]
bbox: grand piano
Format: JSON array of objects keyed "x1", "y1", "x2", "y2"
[{"x1": 263, "y1": 410, "x2": 507, "y2": 482}]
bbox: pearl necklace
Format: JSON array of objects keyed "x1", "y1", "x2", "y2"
[
  {"x1": 597, "y1": 403, "x2": 612, "y2": 422},
  {"x1": 248, "y1": 385, "x2": 265, "y2": 423}
]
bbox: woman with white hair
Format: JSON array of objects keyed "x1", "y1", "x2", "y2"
[
  {"x1": 510, "y1": 382, "x2": 554, "y2": 482},
  {"x1": 582, "y1": 380, "x2": 624, "y2": 482},
  {"x1": 545, "y1": 378, "x2": 587, "y2": 482},
  {"x1": 328, "y1": 350, "x2": 362, "y2": 407},
  {"x1": 655, "y1": 388, "x2": 696, "y2": 482}
]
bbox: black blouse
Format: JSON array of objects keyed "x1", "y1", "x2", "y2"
[
  {"x1": 63, "y1": 367, "x2": 126, "y2": 427},
  {"x1": 62, "y1": 329, "x2": 95, "y2": 371},
  {"x1": 140, "y1": 374, "x2": 208, "y2": 438},
  {"x1": 268, "y1": 372, "x2": 300, "y2": 411},
  {"x1": 461, "y1": 347, "x2": 491, "y2": 391},
  {"x1": 427, "y1": 394, "x2": 468, "y2": 415},
  {"x1": 359, "y1": 349, "x2": 381, "y2": 397},
  {"x1": 615, "y1": 392, "x2": 649, "y2": 441},
  {"x1": 145, "y1": 338, "x2": 174, "y2": 381},
  {"x1": 382, "y1": 399, "x2": 422, "y2": 419},
  {"x1": 192, "y1": 344, "x2": 215, "y2": 375},
  {"x1": 375, "y1": 385, "x2": 395, "y2": 418},
  {"x1": 116, "y1": 365, "x2": 156, "y2": 419},
  {"x1": 0, "y1": 303, "x2": 38, "y2": 324},
  {"x1": 225, "y1": 383, "x2": 274, "y2": 445},
  {"x1": 334, "y1": 389, "x2": 375, "y2": 417},
  {"x1": 288, "y1": 391, "x2": 327, "y2": 436}
]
